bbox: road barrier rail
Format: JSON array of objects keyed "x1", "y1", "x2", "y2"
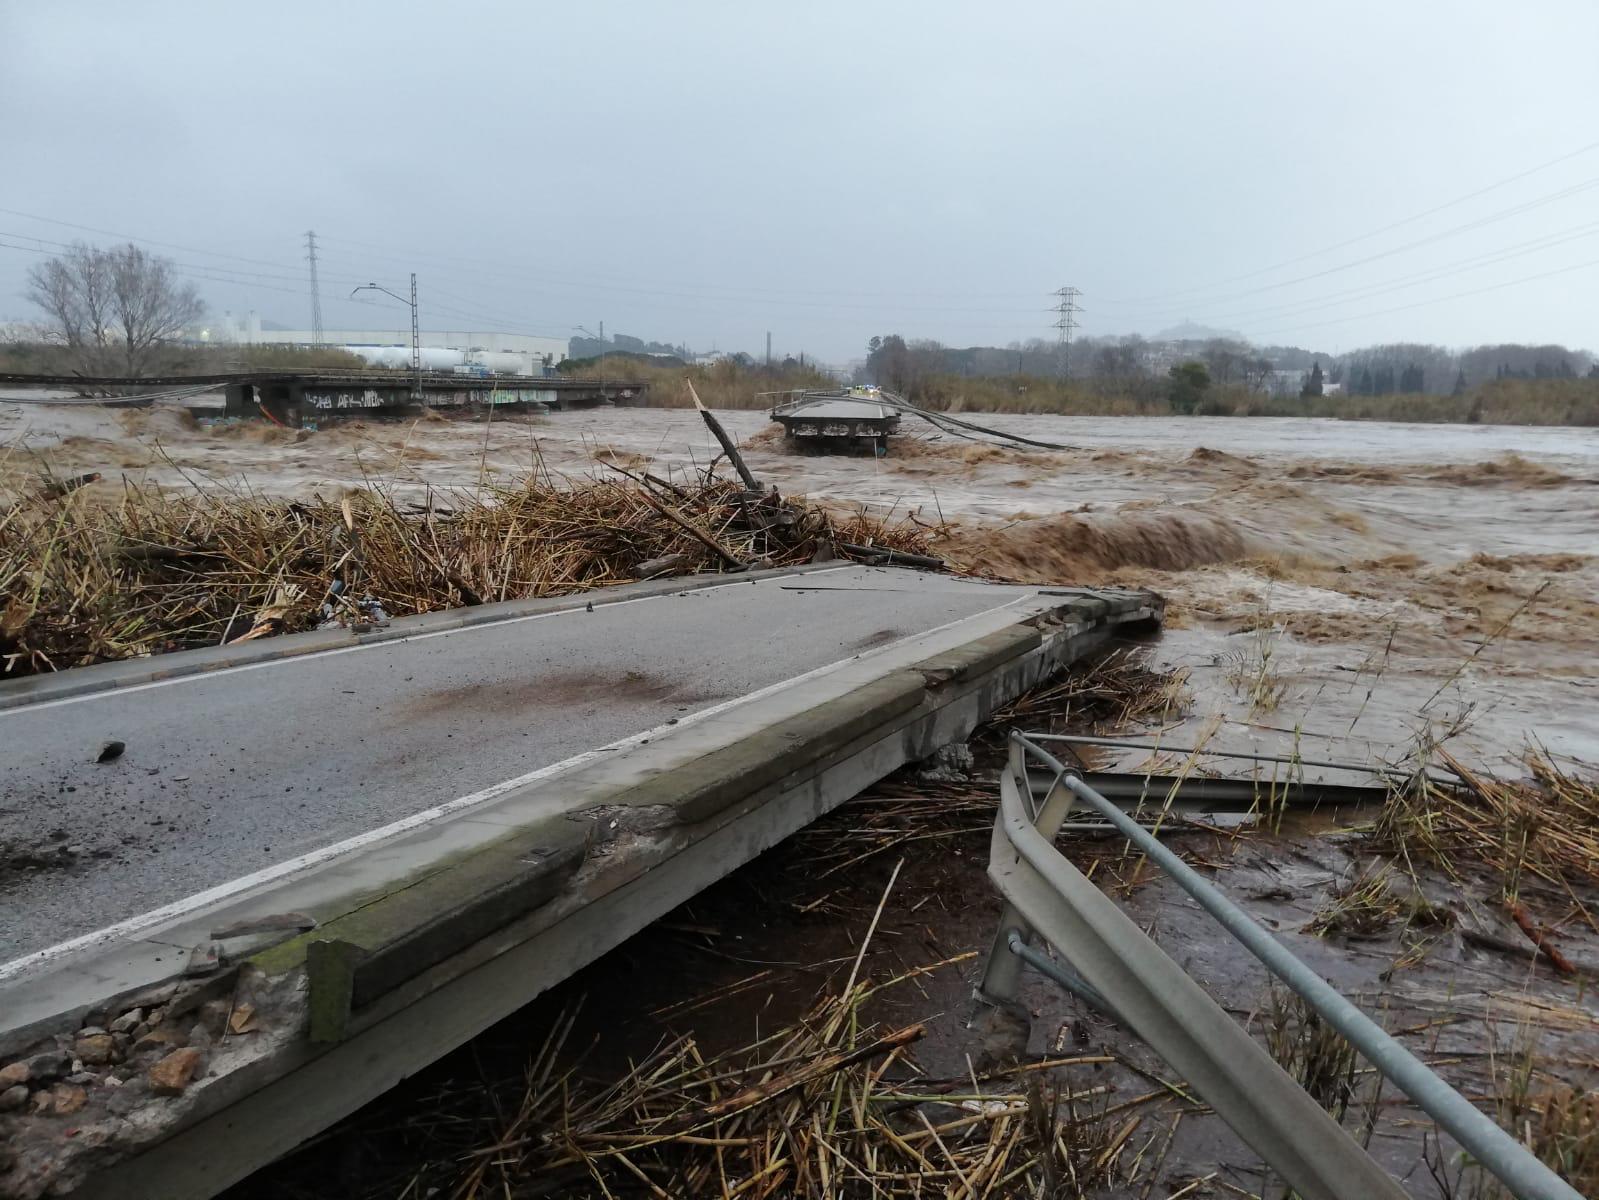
[{"x1": 976, "y1": 731, "x2": 1581, "y2": 1200}]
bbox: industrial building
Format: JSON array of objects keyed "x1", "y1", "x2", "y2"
[{"x1": 207, "y1": 312, "x2": 567, "y2": 377}]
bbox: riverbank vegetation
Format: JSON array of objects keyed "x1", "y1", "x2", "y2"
[
  {"x1": 559, "y1": 355, "x2": 1599, "y2": 425},
  {"x1": 0, "y1": 339, "x2": 366, "y2": 377}
]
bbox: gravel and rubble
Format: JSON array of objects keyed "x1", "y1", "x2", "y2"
[{"x1": 0, "y1": 968, "x2": 304, "y2": 1199}]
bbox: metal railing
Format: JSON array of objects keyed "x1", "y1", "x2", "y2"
[
  {"x1": 759, "y1": 387, "x2": 860, "y2": 417},
  {"x1": 975, "y1": 731, "x2": 1582, "y2": 1200}
]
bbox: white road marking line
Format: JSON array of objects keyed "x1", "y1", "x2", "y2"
[
  {"x1": 0, "y1": 567, "x2": 860, "y2": 715},
  {"x1": 0, "y1": 593, "x2": 1036, "y2": 982}
]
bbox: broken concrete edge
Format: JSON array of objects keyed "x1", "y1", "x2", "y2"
[
  {"x1": 12, "y1": 595, "x2": 1153, "y2": 1200},
  {"x1": 0, "y1": 960, "x2": 243, "y2": 1067},
  {"x1": 0, "y1": 561, "x2": 851, "y2": 712}
]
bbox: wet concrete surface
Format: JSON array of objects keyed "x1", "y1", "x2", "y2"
[{"x1": 0, "y1": 567, "x2": 1034, "y2": 961}]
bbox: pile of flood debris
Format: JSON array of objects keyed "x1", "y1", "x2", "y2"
[
  {"x1": 0, "y1": 461, "x2": 938, "y2": 678},
  {"x1": 442, "y1": 960, "x2": 1130, "y2": 1200}
]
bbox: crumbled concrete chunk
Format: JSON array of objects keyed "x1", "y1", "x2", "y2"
[
  {"x1": 74, "y1": 1034, "x2": 117, "y2": 1066},
  {"x1": 50, "y1": 1085, "x2": 87, "y2": 1116},
  {"x1": 132, "y1": 1027, "x2": 187, "y2": 1055},
  {"x1": 147, "y1": 1047, "x2": 203, "y2": 1095},
  {"x1": 23, "y1": 1051, "x2": 69, "y2": 1082}
]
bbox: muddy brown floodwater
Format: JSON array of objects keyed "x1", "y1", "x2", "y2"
[
  {"x1": 7, "y1": 398, "x2": 1597, "y2": 774},
  {"x1": 6, "y1": 399, "x2": 1599, "y2": 1197}
]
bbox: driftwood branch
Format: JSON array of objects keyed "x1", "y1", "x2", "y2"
[
  {"x1": 637, "y1": 491, "x2": 747, "y2": 569},
  {"x1": 687, "y1": 379, "x2": 761, "y2": 491}
]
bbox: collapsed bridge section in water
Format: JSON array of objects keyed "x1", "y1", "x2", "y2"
[{"x1": 0, "y1": 565, "x2": 1159, "y2": 1199}]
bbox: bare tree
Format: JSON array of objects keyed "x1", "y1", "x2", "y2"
[
  {"x1": 1242, "y1": 355, "x2": 1274, "y2": 392},
  {"x1": 26, "y1": 242, "x2": 201, "y2": 376},
  {"x1": 1200, "y1": 337, "x2": 1255, "y2": 386},
  {"x1": 26, "y1": 242, "x2": 115, "y2": 370}
]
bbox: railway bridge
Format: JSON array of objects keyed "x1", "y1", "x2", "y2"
[{"x1": 0, "y1": 369, "x2": 646, "y2": 423}]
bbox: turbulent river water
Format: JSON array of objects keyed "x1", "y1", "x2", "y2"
[{"x1": 6, "y1": 399, "x2": 1598, "y2": 774}]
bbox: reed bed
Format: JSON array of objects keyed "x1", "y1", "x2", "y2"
[
  {"x1": 447, "y1": 967, "x2": 1129, "y2": 1200},
  {"x1": 791, "y1": 779, "x2": 995, "y2": 881},
  {"x1": 0, "y1": 470, "x2": 935, "y2": 677}
]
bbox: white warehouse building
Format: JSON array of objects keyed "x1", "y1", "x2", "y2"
[{"x1": 210, "y1": 312, "x2": 567, "y2": 376}]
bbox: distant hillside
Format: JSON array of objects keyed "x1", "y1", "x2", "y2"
[
  {"x1": 1155, "y1": 320, "x2": 1245, "y2": 342},
  {"x1": 569, "y1": 333, "x2": 686, "y2": 360}
]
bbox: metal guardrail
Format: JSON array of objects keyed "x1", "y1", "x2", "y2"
[
  {"x1": 976, "y1": 731, "x2": 1582, "y2": 1200},
  {"x1": 760, "y1": 387, "x2": 853, "y2": 417}
]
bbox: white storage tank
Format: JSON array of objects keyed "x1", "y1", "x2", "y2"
[
  {"x1": 466, "y1": 350, "x2": 530, "y2": 375},
  {"x1": 342, "y1": 345, "x2": 465, "y2": 371}
]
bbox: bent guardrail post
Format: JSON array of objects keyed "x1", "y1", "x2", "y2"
[
  {"x1": 993, "y1": 732, "x2": 1584, "y2": 1200},
  {"x1": 984, "y1": 749, "x2": 1408, "y2": 1200},
  {"x1": 974, "y1": 739, "x2": 1069, "y2": 1014}
]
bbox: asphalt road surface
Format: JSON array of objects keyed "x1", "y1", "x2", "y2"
[{"x1": 0, "y1": 567, "x2": 1037, "y2": 960}]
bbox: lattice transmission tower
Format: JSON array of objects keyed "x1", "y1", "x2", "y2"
[
  {"x1": 305, "y1": 230, "x2": 325, "y2": 348},
  {"x1": 1051, "y1": 286, "x2": 1083, "y2": 378}
]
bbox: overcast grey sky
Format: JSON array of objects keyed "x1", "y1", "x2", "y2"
[{"x1": 3, "y1": 1, "x2": 1597, "y2": 362}]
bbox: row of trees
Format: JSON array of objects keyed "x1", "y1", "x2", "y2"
[{"x1": 862, "y1": 331, "x2": 1597, "y2": 398}]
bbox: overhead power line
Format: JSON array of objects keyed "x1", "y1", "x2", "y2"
[
  {"x1": 316, "y1": 230, "x2": 1052, "y2": 304},
  {"x1": 1106, "y1": 174, "x2": 1599, "y2": 318},
  {"x1": 1123, "y1": 218, "x2": 1599, "y2": 330},
  {"x1": 0, "y1": 237, "x2": 412, "y2": 315},
  {"x1": 1249, "y1": 256, "x2": 1599, "y2": 338},
  {"x1": 0, "y1": 205, "x2": 320, "y2": 277},
  {"x1": 1100, "y1": 137, "x2": 1599, "y2": 307},
  {"x1": 0, "y1": 230, "x2": 381, "y2": 296}
]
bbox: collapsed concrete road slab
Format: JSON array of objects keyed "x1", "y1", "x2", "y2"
[{"x1": 0, "y1": 565, "x2": 1160, "y2": 1199}]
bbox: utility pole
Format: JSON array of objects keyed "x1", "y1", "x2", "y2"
[
  {"x1": 1051, "y1": 286, "x2": 1084, "y2": 379},
  {"x1": 305, "y1": 231, "x2": 325, "y2": 348},
  {"x1": 408, "y1": 272, "x2": 421, "y2": 397},
  {"x1": 350, "y1": 274, "x2": 422, "y2": 398}
]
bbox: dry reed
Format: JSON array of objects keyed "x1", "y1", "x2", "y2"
[
  {"x1": 0, "y1": 470, "x2": 934, "y2": 677},
  {"x1": 446, "y1": 964, "x2": 1128, "y2": 1199},
  {"x1": 790, "y1": 648, "x2": 1191, "y2": 879}
]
